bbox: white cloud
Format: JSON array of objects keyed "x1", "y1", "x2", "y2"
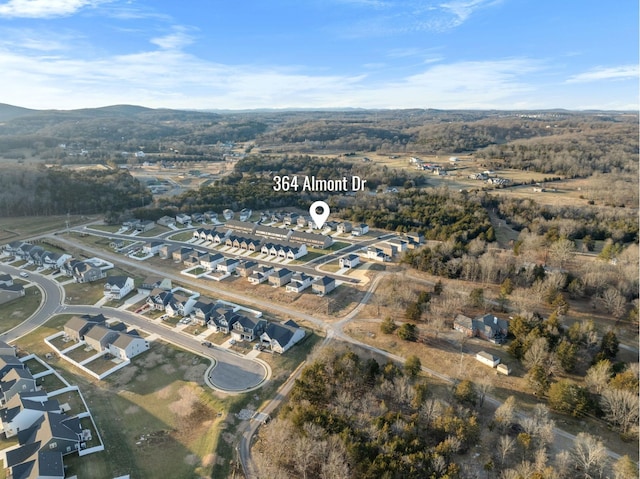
[
  {"x1": 566, "y1": 65, "x2": 639, "y2": 83},
  {"x1": 0, "y1": 0, "x2": 105, "y2": 18},
  {"x1": 438, "y1": 0, "x2": 501, "y2": 27},
  {"x1": 150, "y1": 27, "x2": 195, "y2": 51}
]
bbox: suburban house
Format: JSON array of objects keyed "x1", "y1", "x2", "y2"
[
  {"x1": 158, "y1": 244, "x2": 179, "y2": 259},
  {"x1": 139, "y1": 277, "x2": 172, "y2": 293},
  {"x1": 239, "y1": 208, "x2": 252, "y2": 221},
  {"x1": 230, "y1": 315, "x2": 267, "y2": 342},
  {"x1": 260, "y1": 320, "x2": 305, "y2": 354},
  {"x1": 386, "y1": 238, "x2": 408, "y2": 255},
  {"x1": 0, "y1": 393, "x2": 61, "y2": 438},
  {"x1": 204, "y1": 211, "x2": 218, "y2": 223},
  {"x1": 172, "y1": 247, "x2": 194, "y2": 262},
  {"x1": 61, "y1": 259, "x2": 106, "y2": 283},
  {"x1": 164, "y1": 292, "x2": 198, "y2": 317},
  {"x1": 0, "y1": 282, "x2": 25, "y2": 306},
  {"x1": 339, "y1": 254, "x2": 360, "y2": 269},
  {"x1": 283, "y1": 213, "x2": 299, "y2": 226},
  {"x1": 352, "y1": 224, "x2": 369, "y2": 236},
  {"x1": 146, "y1": 288, "x2": 174, "y2": 311},
  {"x1": 108, "y1": 332, "x2": 149, "y2": 360},
  {"x1": 336, "y1": 222, "x2": 352, "y2": 234},
  {"x1": 0, "y1": 356, "x2": 25, "y2": 380},
  {"x1": 0, "y1": 274, "x2": 12, "y2": 287},
  {"x1": 103, "y1": 276, "x2": 134, "y2": 301},
  {"x1": 191, "y1": 212, "x2": 204, "y2": 224},
  {"x1": 83, "y1": 325, "x2": 119, "y2": 352},
  {"x1": 366, "y1": 247, "x2": 388, "y2": 262},
  {"x1": 260, "y1": 242, "x2": 307, "y2": 260},
  {"x1": 41, "y1": 252, "x2": 72, "y2": 270},
  {"x1": 63, "y1": 314, "x2": 107, "y2": 342},
  {"x1": 311, "y1": 276, "x2": 336, "y2": 295},
  {"x1": 157, "y1": 216, "x2": 175, "y2": 227},
  {"x1": 403, "y1": 232, "x2": 424, "y2": 248},
  {"x1": 296, "y1": 215, "x2": 310, "y2": 228},
  {"x1": 16, "y1": 411, "x2": 83, "y2": 456},
  {"x1": 248, "y1": 265, "x2": 275, "y2": 285},
  {"x1": 453, "y1": 313, "x2": 509, "y2": 344},
  {"x1": 142, "y1": 241, "x2": 163, "y2": 255},
  {"x1": 191, "y1": 298, "x2": 219, "y2": 326},
  {"x1": 236, "y1": 260, "x2": 258, "y2": 278},
  {"x1": 268, "y1": 268, "x2": 293, "y2": 287},
  {"x1": 175, "y1": 213, "x2": 191, "y2": 225},
  {"x1": 216, "y1": 258, "x2": 239, "y2": 274},
  {"x1": 199, "y1": 253, "x2": 224, "y2": 270},
  {"x1": 212, "y1": 309, "x2": 239, "y2": 334},
  {"x1": 289, "y1": 231, "x2": 332, "y2": 249},
  {"x1": 0, "y1": 368, "x2": 37, "y2": 404},
  {"x1": 0, "y1": 341, "x2": 15, "y2": 357},
  {"x1": 285, "y1": 273, "x2": 313, "y2": 293}
]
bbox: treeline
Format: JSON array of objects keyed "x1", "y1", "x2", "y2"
[
  {"x1": 494, "y1": 196, "x2": 638, "y2": 242},
  {"x1": 0, "y1": 165, "x2": 150, "y2": 218},
  {"x1": 475, "y1": 121, "x2": 638, "y2": 177},
  {"x1": 254, "y1": 349, "x2": 479, "y2": 478}
]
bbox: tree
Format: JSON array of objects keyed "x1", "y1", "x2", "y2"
[
  {"x1": 571, "y1": 432, "x2": 609, "y2": 479},
  {"x1": 405, "y1": 301, "x2": 423, "y2": 321},
  {"x1": 397, "y1": 323, "x2": 417, "y2": 341},
  {"x1": 500, "y1": 278, "x2": 514, "y2": 296},
  {"x1": 585, "y1": 360, "x2": 612, "y2": 394},
  {"x1": 551, "y1": 293, "x2": 569, "y2": 315},
  {"x1": 523, "y1": 337, "x2": 549, "y2": 371},
  {"x1": 494, "y1": 396, "x2": 516, "y2": 432},
  {"x1": 547, "y1": 380, "x2": 591, "y2": 417},
  {"x1": 404, "y1": 355, "x2": 422, "y2": 379},
  {"x1": 526, "y1": 364, "x2": 550, "y2": 396},
  {"x1": 613, "y1": 455, "x2": 638, "y2": 479},
  {"x1": 556, "y1": 340, "x2": 578, "y2": 372},
  {"x1": 582, "y1": 235, "x2": 595, "y2": 252},
  {"x1": 469, "y1": 287, "x2": 484, "y2": 308},
  {"x1": 600, "y1": 387, "x2": 640, "y2": 436},
  {"x1": 599, "y1": 288, "x2": 627, "y2": 318},
  {"x1": 454, "y1": 379, "x2": 478, "y2": 407},
  {"x1": 476, "y1": 375, "x2": 493, "y2": 408},
  {"x1": 549, "y1": 237, "x2": 575, "y2": 268},
  {"x1": 598, "y1": 330, "x2": 619, "y2": 360},
  {"x1": 380, "y1": 316, "x2": 398, "y2": 334},
  {"x1": 433, "y1": 280, "x2": 443, "y2": 295},
  {"x1": 497, "y1": 435, "x2": 516, "y2": 466}
]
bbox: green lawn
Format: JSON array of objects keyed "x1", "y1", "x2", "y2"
[
  {"x1": 167, "y1": 231, "x2": 193, "y2": 242},
  {"x1": 37, "y1": 372, "x2": 68, "y2": 392},
  {"x1": 55, "y1": 389, "x2": 88, "y2": 416},
  {"x1": 23, "y1": 357, "x2": 49, "y2": 375},
  {"x1": 88, "y1": 224, "x2": 123, "y2": 233},
  {"x1": 65, "y1": 344, "x2": 99, "y2": 362},
  {"x1": 63, "y1": 281, "x2": 106, "y2": 305},
  {"x1": 0, "y1": 287, "x2": 42, "y2": 333}
]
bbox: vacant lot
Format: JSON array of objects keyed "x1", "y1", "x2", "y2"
[
  {"x1": 0, "y1": 286, "x2": 42, "y2": 333},
  {"x1": 0, "y1": 215, "x2": 93, "y2": 242}
]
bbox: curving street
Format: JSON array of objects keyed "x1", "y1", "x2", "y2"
[{"x1": 0, "y1": 264, "x2": 268, "y2": 393}]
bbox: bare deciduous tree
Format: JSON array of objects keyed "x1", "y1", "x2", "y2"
[
  {"x1": 497, "y1": 435, "x2": 515, "y2": 466},
  {"x1": 523, "y1": 337, "x2": 550, "y2": 370},
  {"x1": 585, "y1": 360, "x2": 612, "y2": 394},
  {"x1": 494, "y1": 396, "x2": 516, "y2": 431},
  {"x1": 599, "y1": 287, "x2": 627, "y2": 318},
  {"x1": 600, "y1": 387, "x2": 639, "y2": 435},
  {"x1": 571, "y1": 432, "x2": 609, "y2": 479},
  {"x1": 476, "y1": 375, "x2": 494, "y2": 408}
]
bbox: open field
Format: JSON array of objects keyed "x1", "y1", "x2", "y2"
[
  {"x1": 0, "y1": 215, "x2": 94, "y2": 242},
  {"x1": 0, "y1": 286, "x2": 42, "y2": 333}
]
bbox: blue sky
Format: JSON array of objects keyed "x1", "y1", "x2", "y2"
[{"x1": 0, "y1": 0, "x2": 637, "y2": 110}]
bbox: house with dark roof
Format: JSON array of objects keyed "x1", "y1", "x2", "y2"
[
  {"x1": 191, "y1": 298, "x2": 219, "y2": 326},
  {"x1": 311, "y1": 276, "x2": 336, "y2": 295},
  {"x1": 0, "y1": 393, "x2": 60, "y2": 438},
  {"x1": 139, "y1": 277, "x2": 172, "y2": 293},
  {"x1": 0, "y1": 368, "x2": 36, "y2": 404},
  {"x1": 61, "y1": 259, "x2": 106, "y2": 283},
  {"x1": 248, "y1": 265, "x2": 275, "y2": 285},
  {"x1": 289, "y1": 231, "x2": 332, "y2": 249},
  {"x1": 268, "y1": 268, "x2": 293, "y2": 287},
  {"x1": 0, "y1": 340, "x2": 15, "y2": 357},
  {"x1": 453, "y1": 313, "x2": 509, "y2": 344},
  {"x1": 142, "y1": 240, "x2": 163, "y2": 255},
  {"x1": 230, "y1": 315, "x2": 267, "y2": 342},
  {"x1": 212, "y1": 309, "x2": 238, "y2": 334},
  {"x1": 83, "y1": 325, "x2": 119, "y2": 352},
  {"x1": 16, "y1": 412, "x2": 83, "y2": 457},
  {"x1": 260, "y1": 320, "x2": 305, "y2": 354},
  {"x1": 6, "y1": 445, "x2": 65, "y2": 479},
  {"x1": 158, "y1": 244, "x2": 179, "y2": 259},
  {"x1": 0, "y1": 282, "x2": 25, "y2": 306},
  {"x1": 63, "y1": 315, "x2": 106, "y2": 342},
  {"x1": 216, "y1": 258, "x2": 239, "y2": 274},
  {"x1": 254, "y1": 224, "x2": 292, "y2": 242},
  {"x1": 236, "y1": 260, "x2": 258, "y2": 278},
  {"x1": 224, "y1": 219, "x2": 256, "y2": 235},
  {"x1": 339, "y1": 254, "x2": 360, "y2": 269},
  {"x1": 172, "y1": 247, "x2": 194, "y2": 262},
  {"x1": 0, "y1": 355, "x2": 26, "y2": 379},
  {"x1": 285, "y1": 273, "x2": 313, "y2": 293}
]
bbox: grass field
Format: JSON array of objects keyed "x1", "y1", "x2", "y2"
[
  {"x1": 0, "y1": 287, "x2": 42, "y2": 333},
  {"x1": 0, "y1": 215, "x2": 93, "y2": 242}
]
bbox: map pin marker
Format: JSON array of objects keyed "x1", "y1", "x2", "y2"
[{"x1": 309, "y1": 201, "x2": 330, "y2": 229}]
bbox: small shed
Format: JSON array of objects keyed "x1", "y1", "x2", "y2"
[
  {"x1": 497, "y1": 364, "x2": 511, "y2": 375},
  {"x1": 475, "y1": 351, "x2": 500, "y2": 368}
]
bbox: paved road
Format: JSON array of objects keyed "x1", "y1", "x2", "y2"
[{"x1": 0, "y1": 264, "x2": 268, "y2": 392}]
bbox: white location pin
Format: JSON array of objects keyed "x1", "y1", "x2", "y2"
[{"x1": 309, "y1": 201, "x2": 330, "y2": 229}]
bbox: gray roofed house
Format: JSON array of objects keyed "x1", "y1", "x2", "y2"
[
  {"x1": 311, "y1": 276, "x2": 336, "y2": 295},
  {"x1": 260, "y1": 321, "x2": 305, "y2": 354},
  {"x1": 236, "y1": 260, "x2": 258, "y2": 277},
  {"x1": 0, "y1": 340, "x2": 15, "y2": 357},
  {"x1": 0, "y1": 273, "x2": 13, "y2": 286},
  {"x1": 83, "y1": 325, "x2": 119, "y2": 352},
  {"x1": 289, "y1": 230, "x2": 332, "y2": 249},
  {"x1": 224, "y1": 219, "x2": 256, "y2": 235},
  {"x1": 0, "y1": 368, "x2": 36, "y2": 404},
  {"x1": 0, "y1": 282, "x2": 25, "y2": 305},
  {"x1": 268, "y1": 268, "x2": 293, "y2": 287},
  {"x1": 0, "y1": 355, "x2": 25, "y2": 379},
  {"x1": 64, "y1": 315, "x2": 106, "y2": 341},
  {"x1": 230, "y1": 315, "x2": 267, "y2": 342}
]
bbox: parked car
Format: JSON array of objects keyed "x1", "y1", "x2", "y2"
[{"x1": 19, "y1": 272, "x2": 29, "y2": 278}]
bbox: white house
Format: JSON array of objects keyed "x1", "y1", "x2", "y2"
[
  {"x1": 103, "y1": 276, "x2": 134, "y2": 300},
  {"x1": 217, "y1": 258, "x2": 239, "y2": 274},
  {"x1": 108, "y1": 333, "x2": 149, "y2": 360},
  {"x1": 339, "y1": 254, "x2": 360, "y2": 269},
  {"x1": 260, "y1": 320, "x2": 305, "y2": 354},
  {"x1": 285, "y1": 273, "x2": 313, "y2": 293},
  {"x1": 366, "y1": 247, "x2": 388, "y2": 262},
  {"x1": 142, "y1": 241, "x2": 163, "y2": 256},
  {"x1": 175, "y1": 213, "x2": 191, "y2": 225},
  {"x1": 352, "y1": 224, "x2": 369, "y2": 236}
]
